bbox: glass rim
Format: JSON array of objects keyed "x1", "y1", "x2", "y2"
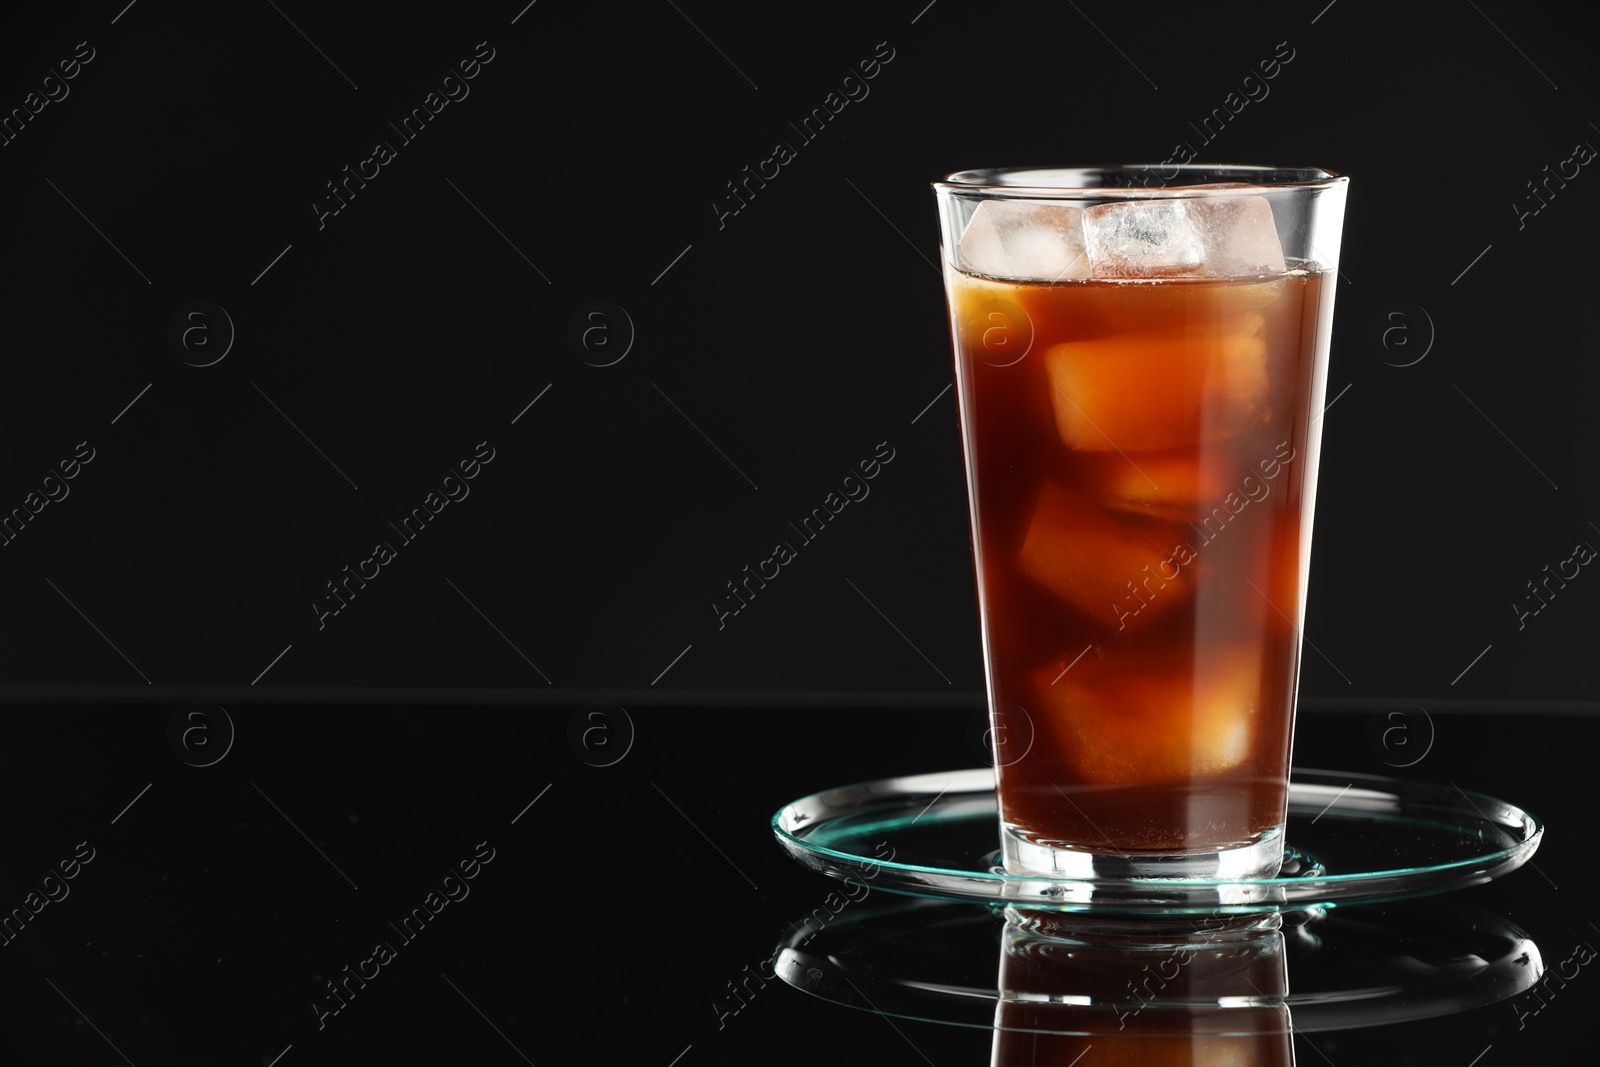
[{"x1": 933, "y1": 164, "x2": 1346, "y2": 198}]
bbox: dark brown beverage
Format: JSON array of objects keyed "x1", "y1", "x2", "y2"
[
  {"x1": 947, "y1": 265, "x2": 1331, "y2": 868},
  {"x1": 991, "y1": 914, "x2": 1293, "y2": 1066}
]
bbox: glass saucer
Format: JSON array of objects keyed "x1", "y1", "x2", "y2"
[
  {"x1": 771, "y1": 768, "x2": 1542, "y2": 915},
  {"x1": 769, "y1": 895, "x2": 1544, "y2": 1035}
]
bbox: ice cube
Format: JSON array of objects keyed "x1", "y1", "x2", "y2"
[
  {"x1": 1017, "y1": 481, "x2": 1191, "y2": 633},
  {"x1": 1044, "y1": 312, "x2": 1270, "y2": 452},
  {"x1": 1188, "y1": 193, "x2": 1286, "y2": 277},
  {"x1": 956, "y1": 201, "x2": 1090, "y2": 282},
  {"x1": 1077, "y1": 448, "x2": 1231, "y2": 519},
  {"x1": 1030, "y1": 641, "x2": 1264, "y2": 785},
  {"x1": 1082, "y1": 191, "x2": 1287, "y2": 279},
  {"x1": 1082, "y1": 200, "x2": 1205, "y2": 278}
]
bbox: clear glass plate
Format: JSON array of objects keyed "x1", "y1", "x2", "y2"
[{"x1": 771, "y1": 768, "x2": 1543, "y2": 915}]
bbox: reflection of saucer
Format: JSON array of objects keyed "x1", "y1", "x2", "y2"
[
  {"x1": 772, "y1": 895, "x2": 1544, "y2": 1035},
  {"x1": 772, "y1": 768, "x2": 1542, "y2": 915}
]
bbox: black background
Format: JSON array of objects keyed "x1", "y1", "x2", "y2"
[
  {"x1": 1, "y1": 1, "x2": 1596, "y2": 1063},
  {"x1": 0, "y1": 0, "x2": 1594, "y2": 698},
  {"x1": 0, "y1": 706, "x2": 1593, "y2": 1064}
]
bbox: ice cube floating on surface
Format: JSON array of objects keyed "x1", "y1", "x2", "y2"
[
  {"x1": 956, "y1": 200, "x2": 1089, "y2": 282},
  {"x1": 956, "y1": 187, "x2": 1286, "y2": 282}
]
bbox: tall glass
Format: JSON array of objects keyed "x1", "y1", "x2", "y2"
[{"x1": 933, "y1": 166, "x2": 1347, "y2": 880}]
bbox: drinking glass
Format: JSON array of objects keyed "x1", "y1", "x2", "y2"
[{"x1": 933, "y1": 165, "x2": 1347, "y2": 879}]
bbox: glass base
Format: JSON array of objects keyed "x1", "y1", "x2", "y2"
[{"x1": 1000, "y1": 823, "x2": 1285, "y2": 881}]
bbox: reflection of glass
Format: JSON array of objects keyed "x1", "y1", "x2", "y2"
[
  {"x1": 994, "y1": 912, "x2": 1292, "y2": 1066},
  {"x1": 933, "y1": 167, "x2": 1348, "y2": 880},
  {"x1": 770, "y1": 895, "x2": 1545, "y2": 1048}
]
